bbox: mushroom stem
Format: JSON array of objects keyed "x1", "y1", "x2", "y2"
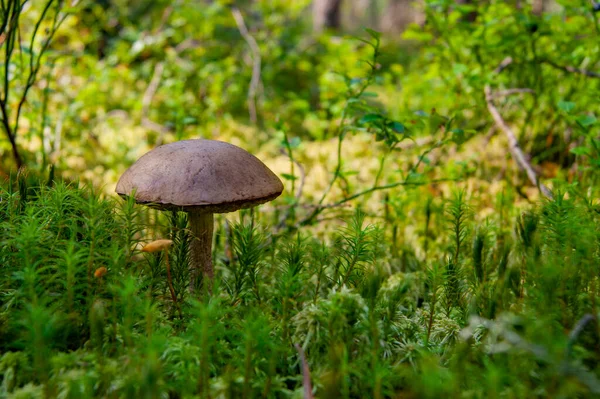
[{"x1": 188, "y1": 212, "x2": 214, "y2": 292}]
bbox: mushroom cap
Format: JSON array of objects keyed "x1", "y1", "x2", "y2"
[{"x1": 116, "y1": 139, "x2": 283, "y2": 213}]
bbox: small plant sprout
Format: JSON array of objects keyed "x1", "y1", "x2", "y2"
[{"x1": 116, "y1": 140, "x2": 283, "y2": 293}]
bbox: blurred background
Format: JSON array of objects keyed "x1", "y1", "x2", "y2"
[{"x1": 0, "y1": 0, "x2": 597, "y2": 210}]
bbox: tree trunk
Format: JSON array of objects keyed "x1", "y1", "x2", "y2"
[
  {"x1": 348, "y1": 0, "x2": 378, "y2": 31},
  {"x1": 380, "y1": 0, "x2": 420, "y2": 33},
  {"x1": 532, "y1": 0, "x2": 546, "y2": 15},
  {"x1": 313, "y1": 0, "x2": 343, "y2": 32}
]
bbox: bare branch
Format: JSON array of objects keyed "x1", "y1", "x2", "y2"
[
  {"x1": 294, "y1": 344, "x2": 314, "y2": 399},
  {"x1": 493, "y1": 88, "x2": 535, "y2": 98},
  {"x1": 494, "y1": 56, "x2": 513, "y2": 74},
  {"x1": 396, "y1": 136, "x2": 434, "y2": 150},
  {"x1": 142, "y1": 62, "x2": 164, "y2": 116},
  {"x1": 51, "y1": 107, "x2": 66, "y2": 162},
  {"x1": 140, "y1": 61, "x2": 172, "y2": 145},
  {"x1": 231, "y1": 7, "x2": 261, "y2": 125},
  {"x1": 484, "y1": 56, "x2": 552, "y2": 198},
  {"x1": 0, "y1": 97, "x2": 21, "y2": 167},
  {"x1": 15, "y1": 0, "x2": 62, "y2": 136},
  {"x1": 484, "y1": 84, "x2": 552, "y2": 199},
  {"x1": 141, "y1": 118, "x2": 171, "y2": 139},
  {"x1": 543, "y1": 59, "x2": 600, "y2": 79},
  {"x1": 327, "y1": 177, "x2": 458, "y2": 209},
  {"x1": 289, "y1": 159, "x2": 306, "y2": 202},
  {"x1": 0, "y1": 0, "x2": 74, "y2": 169},
  {"x1": 296, "y1": 178, "x2": 457, "y2": 227},
  {"x1": 174, "y1": 38, "x2": 201, "y2": 53}
]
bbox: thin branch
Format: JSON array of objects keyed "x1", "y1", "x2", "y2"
[
  {"x1": 142, "y1": 62, "x2": 164, "y2": 116},
  {"x1": 292, "y1": 159, "x2": 306, "y2": 201},
  {"x1": 0, "y1": 97, "x2": 20, "y2": 167},
  {"x1": 326, "y1": 178, "x2": 458, "y2": 209},
  {"x1": 543, "y1": 59, "x2": 600, "y2": 79},
  {"x1": 484, "y1": 81, "x2": 553, "y2": 199},
  {"x1": 14, "y1": 0, "x2": 59, "y2": 136},
  {"x1": 0, "y1": 0, "x2": 72, "y2": 169},
  {"x1": 155, "y1": 4, "x2": 173, "y2": 33},
  {"x1": 294, "y1": 344, "x2": 314, "y2": 399},
  {"x1": 231, "y1": 7, "x2": 261, "y2": 125},
  {"x1": 3, "y1": 1, "x2": 18, "y2": 106},
  {"x1": 298, "y1": 135, "x2": 447, "y2": 227},
  {"x1": 565, "y1": 314, "x2": 596, "y2": 360},
  {"x1": 396, "y1": 135, "x2": 434, "y2": 150},
  {"x1": 174, "y1": 38, "x2": 201, "y2": 53},
  {"x1": 141, "y1": 118, "x2": 172, "y2": 142},
  {"x1": 311, "y1": 39, "x2": 380, "y2": 215},
  {"x1": 493, "y1": 88, "x2": 535, "y2": 97},
  {"x1": 297, "y1": 178, "x2": 456, "y2": 227},
  {"x1": 276, "y1": 154, "x2": 306, "y2": 229},
  {"x1": 140, "y1": 61, "x2": 171, "y2": 144},
  {"x1": 51, "y1": 106, "x2": 66, "y2": 162},
  {"x1": 494, "y1": 56, "x2": 513, "y2": 74}
]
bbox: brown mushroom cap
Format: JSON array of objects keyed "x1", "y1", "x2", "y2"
[{"x1": 116, "y1": 139, "x2": 283, "y2": 213}]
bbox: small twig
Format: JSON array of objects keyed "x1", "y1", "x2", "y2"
[
  {"x1": 485, "y1": 58, "x2": 552, "y2": 199},
  {"x1": 293, "y1": 160, "x2": 306, "y2": 201},
  {"x1": 397, "y1": 136, "x2": 434, "y2": 150},
  {"x1": 141, "y1": 118, "x2": 171, "y2": 140},
  {"x1": 483, "y1": 125, "x2": 498, "y2": 146},
  {"x1": 156, "y1": 5, "x2": 173, "y2": 33},
  {"x1": 494, "y1": 56, "x2": 514, "y2": 74},
  {"x1": 297, "y1": 178, "x2": 456, "y2": 227},
  {"x1": 50, "y1": 106, "x2": 68, "y2": 163},
  {"x1": 142, "y1": 62, "x2": 164, "y2": 116},
  {"x1": 543, "y1": 59, "x2": 600, "y2": 79},
  {"x1": 298, "y1": 136, "x2": 447, "y2": 227},
  {"x1": 174, "y1": 38, "x2": 201, "y2": 53},
  {"x1": 485, "y1": 85, "x2": 552, "y2": 199},
  {"x1": 141, "y1": 61, "x2": 172, "y2": 145},
  {"x1": 224, "y1": 219, "x2": 234, "y2": 266},
  {"x1": 328, "y1": 178, "x2": 457, "y2": 209},
  {"x1": 274, "y1": 201, "x2": 352, "y2": 212},
  {"x1": 294, "y1": 344, "x2": 314, "y2": 399},
  {"x1": 231, "y1": 7, "x2": 262, "y2": 125},
  {"x1": 493, "y1": 88, "x2": 535, "y2": 97},
  {"x1": 165, "y1": 249, "x2": 182, "y2": 318},
  {"x1": 276, "y1": 155, "x2": 306, "y2": 229},
  {"x1": 565, "y1": 314, "x2": 596, "y2": 360}
]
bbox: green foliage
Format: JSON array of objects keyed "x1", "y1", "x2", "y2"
[
  {"x1": 226, "y1": 221, "x2": 267, "y2": 304},
  {"x1": 403, "y1": 0, "x2": 600, "y2": 182},
  {"x1": 0, "y1": 1, "x2": 600, "y2": 398},
  {"x1": 0, "y1": 174, "x2": 599, "y2": 397}
]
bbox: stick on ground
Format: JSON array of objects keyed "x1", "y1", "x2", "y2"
[{"x1": 484, "y1": 57, "x2": 553, "y2": 199}]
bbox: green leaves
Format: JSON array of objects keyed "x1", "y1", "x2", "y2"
[
  {"x1": 576, "y1": 115, "x2": 597, "y2": 129},
  {"x1": 335, "y1": 209, "x2": 382, "y2": 288},
  {"x1": 358, "y1": 113, "x2": 408, "y2": 147},
  {"x1": 356, "y1": 28, "x2": 381, "y2": 49},
  {"x1": 225, "y1": 221, "x2": 267, "y2": 304},
  {"x1": 570, "y1": 146, "x2": 591, "y2": 156},
  {"x1": 557, "y1": 100, "x2": 576, "y2": 114}
]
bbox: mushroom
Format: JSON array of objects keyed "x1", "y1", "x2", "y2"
[{"x1": 116, "y1": 139, "x2": 283, "y2": 291}]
